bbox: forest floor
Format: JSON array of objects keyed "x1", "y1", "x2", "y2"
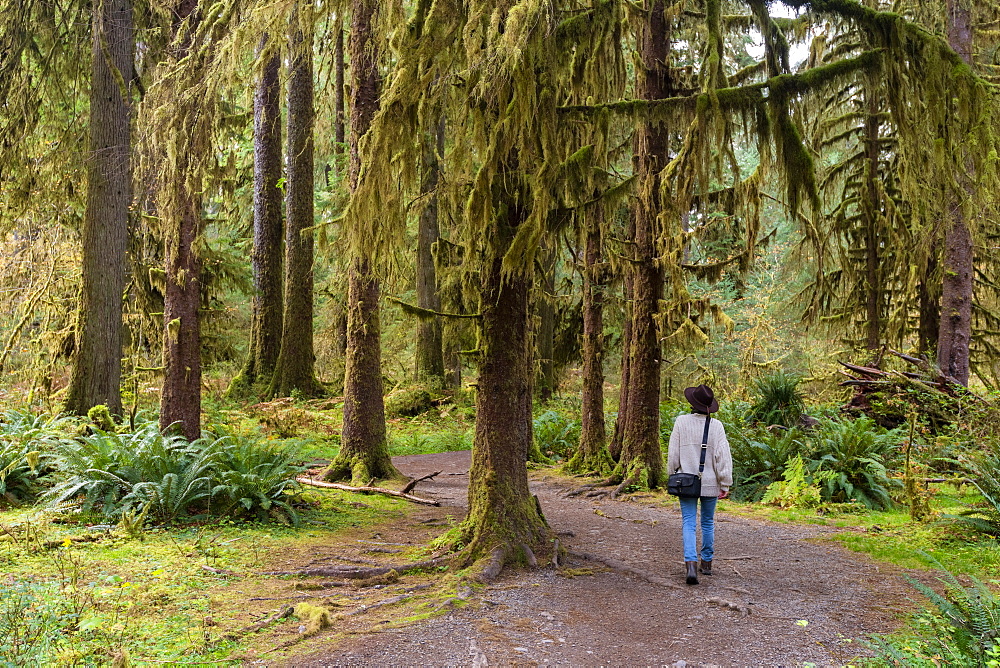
[{"x1": 238, "y1": 450, "x2": 927, "y2": 667}]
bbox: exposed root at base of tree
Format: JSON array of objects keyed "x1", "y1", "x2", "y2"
[
  {"x1": 295, "y1": 476, "x2": 439, "y2": 506},
  {"x1": 400, "y1": 470, "x2": 442, "y2": 494},
  {"x1": 565, "y1": 549, "x2": 684, "y2": 590},
  {"x1": 611, "y1": 471, "x2": 641, "y2": 499},
  {"x1": 262, "y1": 557, "x2": 446, "y2": 578}
]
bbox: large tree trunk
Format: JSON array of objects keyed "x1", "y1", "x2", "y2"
[
  {"x1": 231, "y1": 42, "x2": 283, "y2": 396},
  {"x1": 159, "y1": 0, "x2": 202, "y2": 442},
  {"x1": 65, "y1": 0, "x2": 133, "y2": 418},
  {"x1": 269, "y1": 6, "x2": 323, "y2": 398},
  {"x1": 462, "y1": 190, "x2": 548, "y2": 564},
  {"x1": 615, "y1": 1, "x2": 669, "y2": 488},
  {"x1": 325, "y1": 0, "x2": 398, "y2": 484},
  {"x1": 535, "y1": 244, "x2": 557, "y2": 402},
  {"x1": 567, "y1": 202, "x2": 612, "y2": 474},
  {"x1": 415, "y1": 118, "x2": 445, "y2": 384},
  {"x1": 937, "y1": 0, "x2": 974, "y2": 386}
]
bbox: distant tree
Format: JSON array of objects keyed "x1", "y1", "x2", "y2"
[
  {"x1": 269, "y1": 4, "x2": 324, "y2": 398},
  {"x1": 229, "y1": 38, "x2": 283, "y2": 397},
  {"x1": 65, "y1": 0, "x2": 134, "y2": 418},
  {"x1": 415, "y1": 117, "x2": 446, "y2": 384}
]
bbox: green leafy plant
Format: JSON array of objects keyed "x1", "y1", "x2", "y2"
[
  {"x1": 869, "y1": 568, "x2": 1000, "y2": 666},
  {"x1": 209, "y1": 436, "x2": 304, "y2": 525},
  {"x1": 761, "y1": 455, "x2": 833, "y2": 509},
  {"x1": 0, "y1": 442, "x2": 43, "y2": 506},
  {"x1": 807, "y1": 417, "x2": 901, "y2": 510},
  {"x1": 747, "y1": 372, "x2": 806, "y2": 427},
  {"x1": 533, "y1": 410, "x2": 580, "y2": 461},
  {"x1": 730, "y1": 428, "x2": 805, "y2": 501},
  {"x1": 945, "y1": 449, "x2": 1000, "y2": 539}
]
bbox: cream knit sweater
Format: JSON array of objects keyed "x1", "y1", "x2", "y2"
[{"x1": 667, "y1": 413, "x2": 733, "y2": 497}]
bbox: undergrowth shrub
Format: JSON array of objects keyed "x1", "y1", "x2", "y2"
[
  {"x1": 869, "y1": 569, "x2": 1000, "y2": 666},
  {"x1": 747, "y1": 372, "x2": 805, "y2": 427},
  {"x1": 533, "y1": 410, "x2": 580, "y2": 461},
  {"x1": 730, "y1": 428, "x2": 805, "y2": 501},
  {"x1": 807, "y1": 417, "x2": 901, "y2": 510},
  {"x1": 946, "y1": 448, "x2": 1000, "y2": 539},
  {"x1": 761, "y1": 455, "x2": 833, "y2": 508},
  {"x1": 0, "y1": 442, "x2": 43, "y2": 506},
  {"x1": 44, "y1": 422, "x2": 302, "y2": 524}
]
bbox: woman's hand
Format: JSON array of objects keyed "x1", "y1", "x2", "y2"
[{"x1": 718, "y1": 490, "x2": 730, "y2": 499}]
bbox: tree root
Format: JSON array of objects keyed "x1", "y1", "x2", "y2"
[
  {"x1": 296, "y1": 476, "x2": 439, "y2": 506},
  {"x1": 610, "y1": 471, "x2": 640, "y2": 499},
  {"x1": 566, "y1": 550, "x2": 684, "y2": 590},
  {"x1": 704, "y1": 596, "x2": 751, "y2": 617},
  {"x1": 262, "y1": 557, "x2": 445, "y2": 578},
  {"x1": 224, "y1": 604, "x2": 294, "y2": 640},
  {"x1": 400, "y1": 470, "x2": 442, "y2": 495},
  {"x1": 478, "y1": 547, "x2": 507, "y2": 582}
]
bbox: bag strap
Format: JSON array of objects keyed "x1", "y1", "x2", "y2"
[{"x1": 698, "y1": 414, "x2": 711, "y2": 475}]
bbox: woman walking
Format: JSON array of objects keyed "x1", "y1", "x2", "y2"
[{"x1": 667, "y1": 384, "x2": 733, "y2": 585}]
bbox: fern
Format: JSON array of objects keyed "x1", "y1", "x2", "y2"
[
  {"x1": 730, "y1": 428, "x2": 805, "y2": 501},
  {"x1": 747, "y1": 372, "x2": 806, "y2": 427},
  {"x1": 870, "y1": 564, "x2": 1000, "y2": 666},
  {"x1": 945, "y1": 449, "x2": 1000, "y2": 539},
  {"x1": 807, "y1": 417, "x2": 902, "y2": 510}
]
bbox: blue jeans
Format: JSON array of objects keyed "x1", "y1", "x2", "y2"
[{"x1": 679, "y1": 496, "x2": 718, "y2": 563}]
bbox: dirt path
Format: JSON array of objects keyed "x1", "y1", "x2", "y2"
[{"x1": 291, "y1": 451, "x2": 919, "y2": 667}]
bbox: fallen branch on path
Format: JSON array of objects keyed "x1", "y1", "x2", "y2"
[
  {"x1": 295, "y1": 476, "x2": 439, "y2": 506},
  {"x1": 224, "y1": 604, "x2": 293, "y2": 640},
  {"x1": 704, "y1": 596, "x2": 751, "y2": 617},
  {"x1": 262, "y1": 557, "x2": 446, "y2": 579},
  {"x1": 400, "y1": 470, "x2": 442, "y2": 494}
]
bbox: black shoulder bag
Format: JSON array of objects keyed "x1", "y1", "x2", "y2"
[{"x1": 667, "y1": 414, "x2": 711, "y2": 498}]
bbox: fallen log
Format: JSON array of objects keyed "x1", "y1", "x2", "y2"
[{"x1": 295, "y1": 477, "x2": 439, "y2": 506}]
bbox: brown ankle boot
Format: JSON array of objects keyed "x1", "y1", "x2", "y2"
[
  {"x1": 700, "y1": 559, "x2": 712, "y2": 575},
  {"x1": 685, "y1": 561, "x2": 699, "y2": 585}
]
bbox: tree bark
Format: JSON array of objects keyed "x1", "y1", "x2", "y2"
[
  {"x1": 269, "y1": 6, "x2": 323, "y2": 398},
  {"x1": 862, "y1": 83, "x2": 881, "y2": 353},
  {"x1": 615, "y1": 1, "x2": 669, "y2": 488},
  {"x1": 462, "y1": 186, "x2": 548, "y2": 561},
  {"x1": 609, "y1": 212, "x2": 635, "y2": 463},
  {"x1": 159, "y1": 0, "x2": 202, "y2": 442},
  {"x1": 535, "y1": 244, "x2": 557, "y2": 402},
  {"x1": 918, "y1": 253, "x2": 940, "y2": 356},
  {"x1": 936, "y1": 0, "x2": 974, "y2": 386},
  {"x1": 415, "y1": 117, "x2": 445, "y2": 384},
  {"x1": 231, "y1": 41, "x2": 283, "y2": 396},
  {"x1": 326, "y1": 0, "x2": 398, "y2": 484},
  {"x1": 567, "y1": 202, "x2": 611, "y2": 474},
  {"x1": 65, "y1": 0, "x2": 133, "y2": 418}
]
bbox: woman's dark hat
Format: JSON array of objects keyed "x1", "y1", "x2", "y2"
[{"x1": 684, "y1": 384, "x2": 719, "y2": 413}]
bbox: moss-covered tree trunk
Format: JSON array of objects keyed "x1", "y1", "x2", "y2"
[
  {"x1": 65, "y1": 0, "x2": 132, "y2": 418},
  {"x1": 159, "y1": 0, "x2": 201, "y2": 442},
  {"x1": 416, "y1": 117, "x2": 445, "y2": 384},
  {"x1": 936, "y1": 0, "x2": 974, "y2": 386},
  {"x1": 614, "y1": 1, "x2": 669, "y2": 489},
  {"x1": 462, "y1": 193, "x2": 549, "y2": 564},
  {"x1": 567, "y1": 202, "x2": 612, "y2": 474},
  {"x1": 269, "y1": 6, "x2": 323, "y2": 398},
  {"x1": 325, "y1": 0, "x2": 398, "y2": 484},
  {"x1": 231, "y1": 42, "x2": 282, "y2": 397},
  {"x1": 535, "y1": 245, "x2": 557, "y2": 402},
  {"x1": 862, "y1": 83, "x2": 882, "y2": 353}
]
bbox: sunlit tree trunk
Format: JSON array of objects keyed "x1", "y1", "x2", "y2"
[
  {"x1": 159, "y1": 0, "x2": 202, "y2": 441},
  {"x1": 615, "y1": 0, "x2": 668, "y2": 488},
  {"x1": 937, "y1": 0, "x2": 974, "y2": 385},
  {"x1": 326, "y1": 0, "x2": 398, "y2": 483},
  {"x1": 230, "y1": 40, "x2": 282, "y2": 396},
  {"x1": 65, "y1": 0, "x2": 133, "y2": 418},
  {"x1": 269, "y1": 5, "x2": 323, "y2": 398}
]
